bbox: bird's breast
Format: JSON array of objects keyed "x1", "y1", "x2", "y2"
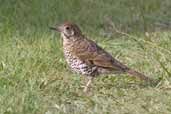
[{"x1": 63, "y1": 47, "x2": 98, "y2": 76}]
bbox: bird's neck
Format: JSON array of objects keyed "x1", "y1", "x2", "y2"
[{"x1": 62, "y1": 35, "x2": 84, "y2": 51}]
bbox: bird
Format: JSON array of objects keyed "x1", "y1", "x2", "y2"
[{"x1": 50, "y1": 22, "x2": 153, "y2": 92}]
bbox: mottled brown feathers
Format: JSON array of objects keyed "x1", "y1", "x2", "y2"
[{"x1": 51, "y1": 22, "x2": 153, "y2": 92}]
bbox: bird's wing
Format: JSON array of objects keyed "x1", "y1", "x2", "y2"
[{"x1": 73, "y1": 38, "x2": 128, "y2": 71}]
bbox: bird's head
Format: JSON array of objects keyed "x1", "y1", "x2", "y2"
[{"x1": 50, "y1": 22, "x2": 82, "y2": 40}]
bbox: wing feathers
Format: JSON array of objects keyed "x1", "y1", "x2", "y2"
[{"x1": 72, "y1": 37, "x2": 127, "y2": 71}]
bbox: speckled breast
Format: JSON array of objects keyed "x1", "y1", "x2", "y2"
[{"x1": 63, "y1": 49, "x2": 98, "y2": 76}]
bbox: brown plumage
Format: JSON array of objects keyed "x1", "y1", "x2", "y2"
[{"x1": 50, "y1": 22, "x2": 152, "y2": 92}]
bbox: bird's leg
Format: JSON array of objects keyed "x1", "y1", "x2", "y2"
[{"x1": 83, "y1": 77, "x2": 93, "y2": 93}]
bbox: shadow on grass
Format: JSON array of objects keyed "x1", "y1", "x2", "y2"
[{"x1": 94, "y1": 75, "x2": 162, "y2": 90}]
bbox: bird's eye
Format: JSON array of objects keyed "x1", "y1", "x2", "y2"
[{"x1": 66, "y1": 26, "x2": 70, "y2": 30}]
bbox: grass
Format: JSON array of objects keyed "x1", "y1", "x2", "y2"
[{"x1": 0, "y1": 0, "x2": 171, "y2": 114}]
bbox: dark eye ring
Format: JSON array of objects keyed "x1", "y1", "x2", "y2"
[{"x1": 66, "y1": 26, "x2": 70, "y2": 30}]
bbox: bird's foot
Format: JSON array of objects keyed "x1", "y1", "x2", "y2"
[{"x1": 83, "y1": 85, "x2": 90, "y2": 93}]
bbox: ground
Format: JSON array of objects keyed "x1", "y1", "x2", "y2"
[{"x1": 0, "y1": 0, "x2": 171, "y2": 114}]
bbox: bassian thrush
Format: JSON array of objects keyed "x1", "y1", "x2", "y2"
[{"x1": 50, "y1": 22, "x2": 152, "y2": 92}]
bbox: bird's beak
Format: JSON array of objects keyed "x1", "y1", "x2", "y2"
[
  {"x1": 49, "y1": 27, "x2": 57, "y2": 31},
  {"x1": 49, "y1": 26, "x2": 62, "y2": 32}
]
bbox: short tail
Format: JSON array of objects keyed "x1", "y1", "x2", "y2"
[{"x1": 126, "y1": 69, "x2": 152, "y2": 82}]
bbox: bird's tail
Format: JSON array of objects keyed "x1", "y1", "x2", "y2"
[
  {"x1": 126, "y1": 68, "x2": 152, "y2": 82},
  {"x1": 112, "y1": 59, "x2": 153, "y2": 82}
]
